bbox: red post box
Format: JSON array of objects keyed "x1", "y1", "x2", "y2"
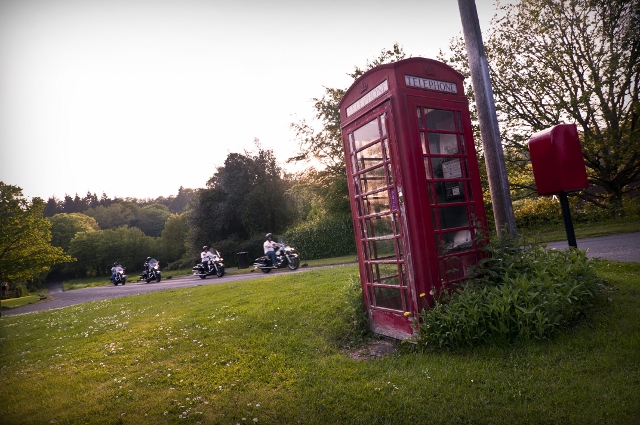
[
  {"x1": 528, "y1": 124, "x2": 589, "y2": 196},
  {"x1": 338, "y1": 58, "x2": 488, "y2": 339}
]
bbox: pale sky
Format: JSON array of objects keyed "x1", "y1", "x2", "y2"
[{"x1": 0, "y1": 0, "x2": 498, "y2": 200}]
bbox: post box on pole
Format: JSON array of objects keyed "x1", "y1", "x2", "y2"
[{"x1": 528, "y1": 123, "x2": 589, "y2": 247}]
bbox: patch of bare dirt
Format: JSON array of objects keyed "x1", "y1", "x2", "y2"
[{"x1": 346, "y1": 338, "x2": 398, "y2": 360}]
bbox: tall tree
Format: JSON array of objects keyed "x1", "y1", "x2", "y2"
[
  {"x1": 289, "y1": 44, "x2": 407, "y2": 217},
  {"x1": 43, "y1": 197, "x2": 62, "y2": 217},
  {"x1": 0, "y1": 182, "x2": 73, "y2": 283},
  {"x1": 49, "y1": 213, "x2": 100, "y2": 251},
  {"x1": 169, "y1": 187, "x2": 195, "y2": 213},
  {"x1": 160, "y1": 213, "x2": 188, "y2": 263},
  {"x1": 442, "y1": 0, "x2": 640, "y2": 215},
  {"x1": 135, "y1": 204, "x2": 171, "y2": 237},
  {"x1": 188, "y1": 142, "x2": 294, "y2": 250}
]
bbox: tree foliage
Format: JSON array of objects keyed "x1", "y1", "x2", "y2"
[
  {"x1": 442, "y1": 0, "x2": 640, "y2": 214},
  {"x1": 290, "y1": 43, "x2": 406, "y2": 175},
  {"x1": 0, "y1": 182, "x2": 73, "y2": 283},
  {"x1": 85, "y1": 202, "x2": 139, "y2": 229},
  {"x1": 289, "y1": 44, "x2": 407, "y2": 218},
  {"x1": 48, "y1": 213, "x2": 100, "y2": 251},
  {"x1": 43, "y1": 187, "x2": 194, "y2": 217},
  {"x1": 136, "y1": 204, "x2": 171, "y2": 237},
  {"x1": 160, "y1": 213, "x2": 188, "y2": 264},
  {"x1": 187, "y1": 142, "x2": 295, "y2": 254},
  {"x1": 67, "y1": 226, "x2": 159, "y2": 277}
]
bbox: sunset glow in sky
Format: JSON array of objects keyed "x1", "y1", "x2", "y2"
[{"x1": 0, "y1": 0, "x2": 498, "y2": 200}]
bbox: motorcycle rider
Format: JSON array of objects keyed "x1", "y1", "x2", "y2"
[
  {"x1": 201, "y1": 246, "x2": 215, "y2": 272},
  {"x1": 110, "y1": 262, "x2": 121, "y2": 282},
  {"x1": 142, "y1": 257, "x2": 152, "y2": 279},
  {"x1": 263, "y1": 233, "x2": 280, "y2": 267}
]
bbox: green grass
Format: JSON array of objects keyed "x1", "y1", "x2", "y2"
[
  {"x1": 1, "y1": 262, "x2": 639, "y2": 424},
  {"x1": 62, "y1": 275, "x2": 118, "y2": 291},
  {"x1": 0, "y1": 295, "x2": 42, "y2": 310},
  {"x1": 518, "y1": 216, "x2": 640, "y2": 244}
]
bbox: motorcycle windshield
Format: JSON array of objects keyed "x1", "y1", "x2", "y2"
[
  {"x1": 148, "y1": 259, "x2": 159, "y2": 267},
  {"x1": 114, "y1": 266, "x2": 123, "y2": 272}
]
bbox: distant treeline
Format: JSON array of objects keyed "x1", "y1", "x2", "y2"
[{"x1": 43, "y1": 186, "x2": 196, "y2": 217}]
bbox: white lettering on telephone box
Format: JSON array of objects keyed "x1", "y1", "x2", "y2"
[
  {"x1": 405, "y1": 75, "x2": 457, "y2": 94},
  {"x1": 346, "y1": 80, "x2": 389, "y2": 117}
]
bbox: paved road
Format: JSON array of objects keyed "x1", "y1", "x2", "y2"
[
  {"x1": 1, "y1": 267, "x2": 319, "y2": 317},
  {"x1": 545, "y1": 232, "x2": 640, "y2": 262},
  {"x1": 3, "y1": 233, "x2": 637, "y2": 317}
]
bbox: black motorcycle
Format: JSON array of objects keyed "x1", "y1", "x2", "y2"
[
  {"x1": 140, "y1": 258, "x2": 162, "y2": 283},
  {"x1": 111, "y1": 265, "x2": 127, "y2": 285},
  {"x1": 253, "y1": 243, "x2": 300, "y2": 273},
  {"x1": 193, "y1": 250, "x2": 225, "y2": 279}
]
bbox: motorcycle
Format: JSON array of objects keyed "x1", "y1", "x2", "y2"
[
  {"x1": 193, "y1": 250, "x2": 225, "y2": 279},
  {"x1": 253, "y1": 243, "x2": 300, "y2": 273},
  {"x1": 140, "y1": 258, "x2": 162, "y2": 283},
  {"x1": 111, "y1": 265, "x2": 127, "y2": 285}
]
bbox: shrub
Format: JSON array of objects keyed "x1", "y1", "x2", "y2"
[
  {"x1": 513, "y1": 196, "x2": 639, "y2": 229},
  {"x1": 411, "y1": 236, "x2": 603, "y2": 350},
  {"x1": 214, "y1": 236, "x2": 265, "y2": 267},
  {"x1": 284, "y1": 215, "x2": 356, "y2": 260},
  {"x1": 513, "y1": 197, "x2": 563, "y2": 228},
  {"x1": 15, "y1": 283, "x2": 27, "y2": 298}
]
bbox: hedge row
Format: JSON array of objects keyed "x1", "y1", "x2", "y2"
[
  {"x1": 284, "y1": 215, "x2": 356, "y2": 260},
  {"x1": 512, "y1": 197, "x2": 620, "y2": 228}
]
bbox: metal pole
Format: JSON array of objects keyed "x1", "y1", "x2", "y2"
[
  {"x1": 558, "y1": 192, "x2": 578, "y2": 248},
  {"x1": 457, "y1": 0, "x2": 517, "y2": 238}
]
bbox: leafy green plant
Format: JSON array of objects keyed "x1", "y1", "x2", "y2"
[
  {"x1": 338, "y1": 274, "x2": 373, "y2": 348},
  {"x1": 412, "y1": 236, "x2": 603, "y2": 350}
]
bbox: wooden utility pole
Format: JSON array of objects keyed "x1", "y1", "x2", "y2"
[{"x1": 457, "y1": 0, "x2": 517, "y2": 237}]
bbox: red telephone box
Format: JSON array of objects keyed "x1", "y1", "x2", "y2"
[{"x1": 338, "y1": 57, "x2": 488, "y2": 339}]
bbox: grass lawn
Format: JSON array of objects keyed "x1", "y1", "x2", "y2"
[
  {"x1": 1, "y1": 261, "x2": 639, "y2": 424},
  {"x1": 518, "y1": 216, "x2": 640, "y2": 244},
  {"x1": 0, "y1": 295, "x2": 42, "y2": 310}
]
